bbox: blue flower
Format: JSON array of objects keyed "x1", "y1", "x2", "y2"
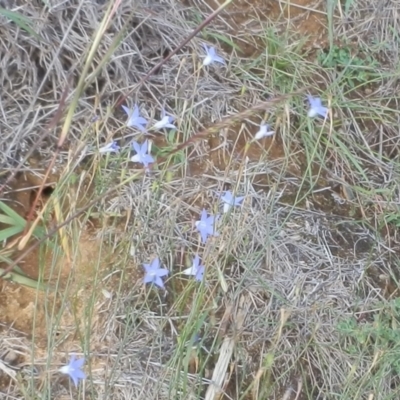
[
  {"x1": 99, "y1": 141, "x2": 120, "y2": 154},
  {"x1": 131, "y1": 140, "x2": 154, "y2": 168},
  {"x1": 153, "y1": 109, "x2": 176, "y2": 131},
  {"x1": 122, "y1": 104, "x2": 148, "y2": 131},
  {"x1": 307, "y1": 95, "x2": 328, "y2": 118},
  {"x1": 182, "y1": 254, "x2": 205, "y2": 282},
  {"x1": 143, "y1": 258, "x2": 169, "y2": 289},
  {"x1": 202, "y1": 44, "x2": 225, "y2": 66},
  {"x1": 254, "y1": 123, "x2": 275, "y2": 140},
  {"x1": 220, "y1": 191, "x2": 245, "y2": 213},
  {"x1": 59, "y1": 355, "x2": 86, "y2": 387},
  {"x1": 195, "y1": 209, "x2": 219, "y2": 243}
]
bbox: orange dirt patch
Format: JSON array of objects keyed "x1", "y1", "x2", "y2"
[
  {"x1": 0, "y1": 167, "x2": 109, "y2": 343},
  {"x1": 0, "y1": 230, "x2": 107, "y2": 341}
]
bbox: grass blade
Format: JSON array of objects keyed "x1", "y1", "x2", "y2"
[{"x1": 0, "y1": 7, "x2": 43, "y2": 41}]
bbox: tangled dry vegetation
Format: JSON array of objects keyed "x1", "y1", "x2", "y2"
[{"x1": 1, "y1": 0, "x2": 400, "y2": 399}]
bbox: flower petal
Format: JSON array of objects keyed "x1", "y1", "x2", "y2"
[
  {"x1": 195, "y1": 266, "x2": 205, "y2": 281},
  {"x1": 156, "y1": 268, "x2": 169, "y2": 277},
  {"x1": 132, "y1": 105, "x2": 140, "y2": 118},
  {"x1": 122, "y1": 105, "x2": 131, "y2": 116},
  {"x1": 200, "y1": 209, "x2": 208, "y2": 221},
  {"x1": 131, "y1": 154, "x2": 142, "y2": 163},
  {"x1": 144, "y1": 274, "x2": 155, "y2": 284},
  {"x1": 132, "y1": 141, "x2": 141, "y2": 154},
  {"x1": 150, "y1": 257, "x2": 159, "y2": 270},
  {"x1": 182, "y1": 266, "x2": 195, "y2": 276},
  {"x1": 154, "y1": 275, "x2": 165, "y2": 288},
  {"x1": 213, "y1": 55, "x2": 225, "y2": 64},
  {"x1": 135, "y1": 116, "x2": 148, "y2": 125},
  {"x1": 203, "y1": 55, "x2": 213, "y2": 66},
  {"x1": 73, "y1": 358, "x2": 85, "y2": 368},
  {"x1": 192, "y1": 255, "x2": 200, "y2": 268},
  {"x1": 199, "y1": 227, "x2": 208, "y2": 243}
]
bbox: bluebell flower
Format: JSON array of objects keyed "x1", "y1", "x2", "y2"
[
  {"x1": 153, "y1": 109, "x2": 176, "y2": 131},
  {"x1": 143, "y1": 258, "x2": 169, "y2": 289},
  {"x1": 307, "y1": 95, "x2": 328, "y2": 118},
  {"x1": 221, "y1": 191, "x2": 245, "y2": 213},
  {"x1": 59, "y1": 355, "x2": 86, "y2": 387},
  {"x1": 254, "y1": 123, "x2": 275, "y2": 140},
  {"x1": 182, "y1": 254, "x2": 205, "y2": 281},
  {"x1": 195, "y1": 209, "x2": 219, "y2": 243},
  {"x1": 122, "y1": 104, "x2": 148, "y2": 131},
  {"x1": 202, "y1": 44, "x2": 225, "y2": 66},
  {"x1": 131, "y1": 140, "x2": 154, "y2": 168},
  {"x1": 99, "y1": 141, "x2": 120, "y2": 154}
]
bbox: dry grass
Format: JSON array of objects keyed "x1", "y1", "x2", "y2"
[{"x1": 1, "y1": 0, "x2": 400, "y2": 399}]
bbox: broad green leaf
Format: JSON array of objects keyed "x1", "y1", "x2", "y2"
[
  {"x1": 0, "y1": 201, "x2": 26, "y2": 226},
  {"x1": 0, "y1": 225, "x2": 24, "y2": 241},
  {"x1": 0, "y1": 214, "x2": 18, "y2": 225}
]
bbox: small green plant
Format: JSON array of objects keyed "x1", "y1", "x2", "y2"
[
  {"x1": 381, "y1": 210, "x2": 400, "y2": 229},
  {"x1": 337, "y1": 298, "x2": 400, "y2": 374},
  {"x1": 318, "y1": 44, "x2": 379, "y2": 88},
  {"x1": 153, "y1": 129, "x2": 185, "y2": 166},
  {"x1": 0, "y1": 200, "x2": 48, "y2": 290}
]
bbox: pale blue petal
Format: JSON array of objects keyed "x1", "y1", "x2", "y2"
[
  {"x1": 150, "y1": 257, "x2": 159, "y2": 269},
  {"x1": 135, "y1": 116, "x2": 148, "y2": 125},
  {"x1": 141, "y1": 140, "x2": 149, "y2": 154},
  {"x1": 205, "y1": 224, "x2": 215, "y2": 235},
  {"x1": 156, "y1": 268, "x2": 169, "y2": 277},
  {"x1": 306, "y1": 95, "x2": 315, "y2": 104},
  {"x1": 71, "y1": 375, "x2": 79, "y2": 387},
  {"x1": 221, "y1": 191, "x2": 233, "y2": 203},
  {"x1": 200, "y1": 209, "x2": 208, "y2": 221},
  {"x1": 195, "y1": 265, "x2": 205, "y2": 281},
  {"x1": 192, "y1": 255, "x2": 200, "y2": 269},
  {"x1": 142, "y1": 155, "x2": 154, "y2": 167},
  {"x1": 73, "y1": 358, "x2": 85, "y2": 368},
  {"x1": 74, "y1": 369, "x2": 86, "y2": 380},
  {"x1": 133, "y1": 122, "x2": 146, "y2": 132},
  {"x1": 143, "y1": 263, "x2": 152, "y2": 272},
  {"x1": 144, "y1": 274, "x2": 155, "y2": 284},
  {"x1": 154, "y1": 275, "x2": 165, "y2": 288},
  {"x1": 213, "y1": 55, "x2": 225, "y2": 64},
  {"x1": 122, "y1": 105, "x2": 131, "y2": 116},
  {"x1": 206, "y1": 215, "x2": 217, "y2": 225},
  {"x1": 132, "y1": 141, "x2": 141, "y2": 154},
  {"x1": 132, "y1": 105, "x2": 140, "y2": 118},
  {"x1": 199, "y1": 228, "x2": 208, "y2": 243}
]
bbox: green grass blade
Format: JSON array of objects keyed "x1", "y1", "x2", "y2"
[
  {"x1": 0, "y1": 267, "x2": 48, "y2": 291},
  {"x1": 0, "y1": 225, "x2": 24, "y2": 241},
  {"x1": 0, "y1": 214, "x2": 18, "y2": 225},
  {"x1": 0, "y1": 200, "x2": 26, "y2": 226},
  {"x1": 0, "y1": 7, "x2": 43, "y2": 41}
]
